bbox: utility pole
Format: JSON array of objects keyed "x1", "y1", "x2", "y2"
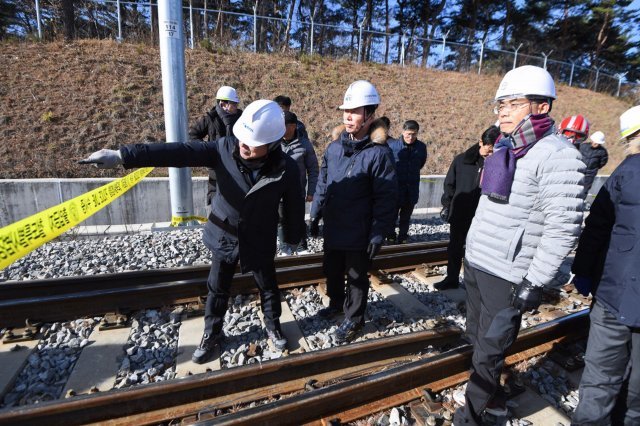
[
  {"x1": 512, "y1": 43, "x2": 523, "y2": 69},
  {"x1": 158, "y1": 0, "x2": 195, "y2": 225}
]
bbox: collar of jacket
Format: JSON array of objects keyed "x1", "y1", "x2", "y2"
[
  {"x1": 463, "y1": 143, "x2": 482, "y2": 164},
  {"x1": 246, "y1": 153, "x2": 287, "y2": 196},
  {"x1": 341, "y1": 132, "x2": 371, "y2": 157}
]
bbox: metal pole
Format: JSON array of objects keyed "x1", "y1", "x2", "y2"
[
  {"x1": 594, "y1": 65, "x2": 602, "y2": 92},
  {"x1": 440, "y1": 29, "x2": 450, "y2": 69},
  {"x1": 189, "y1": 0, "x2": 194, "y2": 49},
  {"x1": 478, "y1": 39, "x2": 484, "y2": 75},
  {"x1": 253, "y1": 1, "x2": 258, "y2": 53},
  {"x1": 203, "y1": 0, "x2": 207, "y2": 39},
  {"x1": 512, "y1": 43, "x2": 523, "y2": 69},
  {"x1": 569, "y1": 61, "x2": 575, "y2": 86},
  {"x1": 400, "y1": 33, "x2": 406, "y2": 67},
  {"x1": 158, "y1": 0, "x2": 195, "y2": 225},
  {"x1": 310, "y1": 8, "x2": 315, "y2": 55},
  {"x1": 616, "y1": 72, "x2": 627, "y2": 97},
  {"x1": 116, "y1": 0, "x2": 122, "y2": 42},
  {"x1": 358, "y1": 21, "x2": 364, "y2": 63},
  {"x1": 34, "y1": 0, "x2": 42, "y2": 39},
  {"x1": 541, "y1": 50, "x2": 553, "y2": 70}
]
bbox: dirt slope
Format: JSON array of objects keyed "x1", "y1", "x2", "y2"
[{"x1": 0, "y1": 39, "x2": 632, "y2": 179}]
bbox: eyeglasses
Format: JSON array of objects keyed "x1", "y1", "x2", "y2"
[
  {"x1": 493, "y1": 102, "x2": 532, "y2": 115},
  {"x1": 219, "y1": 100, "x2": 237, "y2": 105}
]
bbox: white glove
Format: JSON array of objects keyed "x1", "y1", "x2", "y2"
[{"x1": 79, "y1": 149, "x2": 123, "y2": 169}]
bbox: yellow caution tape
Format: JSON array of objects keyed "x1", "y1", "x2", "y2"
[
  {"x1": 0, "y1": 167, "x2": 154, "y2": 270},
  {"x1": 170, "y1": 215, "x2": 208, "y2": 226}
]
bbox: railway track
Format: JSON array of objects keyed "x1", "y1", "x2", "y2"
[{"x1": 0, "y1": 240, "x2": 591, "y2": 425}]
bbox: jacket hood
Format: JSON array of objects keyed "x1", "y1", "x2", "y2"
[
  {"x1": 369, "y1": 118, "x2": 389, "y2": 144},
  {"x1": 463, "y1": 143, "x2": 481, "y2": 164},
  {"x1": 330, "y1": 118, "x2": 389, "y2": 145}
]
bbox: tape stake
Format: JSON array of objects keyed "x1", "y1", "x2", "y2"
[{"x1": 0, "y1": 167, "x2": 154, "y2": 270}]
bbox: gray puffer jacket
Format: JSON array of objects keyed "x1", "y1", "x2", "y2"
[
  {"x1": 465, "y1": 133, "x2": 586, "y2": 287},
  {"x1": 281, "y1": 134, "x2": 319, "y2": 198}
]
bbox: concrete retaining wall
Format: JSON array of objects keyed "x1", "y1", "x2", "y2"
[{"x1": 0, "y1": 175, "x2": 608, "y2": 227}]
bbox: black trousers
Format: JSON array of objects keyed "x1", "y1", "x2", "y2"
[
  {"x1": 323, "y1": 249, "x2": 371, "y2": 324},
  {"x1": 455, "y1": 262, "x2": 521, "y2": 425},
  {"x1": 572, "y1": 300, "x2": 640, "y2": 425},
  {"x1": 204, "y1": 255, "x2": 281, "y2": 335},
  {"x1": 445, "y1": 219, "x2": 472, "y2": 282},
  {"x1": 395, "y1": 202, "x2": 415, "y2": 241}
]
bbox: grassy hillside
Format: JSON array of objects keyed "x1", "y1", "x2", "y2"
[{"x1": 0, "y1": 39, "x2": 632, "y2": 179}]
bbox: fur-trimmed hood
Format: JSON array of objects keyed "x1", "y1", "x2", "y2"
[{"x1": 330, "y1": 118, "x2": 389, "y2": 145}]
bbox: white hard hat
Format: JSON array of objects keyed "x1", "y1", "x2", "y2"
[
  {"x1": 620, "y1": 105, "x2": 640, "y2": 139},
  {"x1": 216, "y1": 86, "x2": 240, "y2": 103},
  {"x1": 590, "y1": 131, "x2": 606, "y2": 145},
  {"x1": 233, "y1": 100, "x2": 285, "y2": 147},
  {"x1": 495, "y1": 65, "x2": 556, "y2": 101},
  {"x1": 339, "y1": 80, "x2": 380, "y2": 110}
]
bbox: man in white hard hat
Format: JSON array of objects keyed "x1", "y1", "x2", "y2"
[
  {"x1": 454, "y1": 66, "x2": 585, "y2": 425},
  {"x1": 309, "y1": 80, "x2": 397, "y2": 344},
  {"x1": 570, "y1": 105, "x2": 640, "y2": 425},
  {"x1": 578, "y1": 129, "x2": 608, "y2": 192},
  {"x1": 189, "y1": 86, "x2": 242, "y2": 205},
  {"x1": 82, "y1": 100, "x2": 306, "y2": 363}
]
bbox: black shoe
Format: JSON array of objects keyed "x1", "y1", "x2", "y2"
[
  {"x1": 317, "y1": 305, "x2": 342, "y2": 319},
  {"x1": 334, "y1": 318, "x2": 364, "y2": 344},
  {"x1": 434, "y1": 278, "x2": 459, "y2": 291},
  {"x1": 385, "y1": 234, "x2": 397, "y2": 244},
  {"x1": 266, "y1": 327, "x2": 288, "y2": 351},
  {"x1": 396, "y1": 237, "x2": 408, "y2": 244},
  {"x1": 191, "y1": 333, "x2": 223, "y2": 364}
]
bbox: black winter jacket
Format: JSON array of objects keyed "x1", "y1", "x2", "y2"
[
  {"x1": 572, "y1": 153, "x2": 640, "y2": 327},
  {"x1": 120, "y1": 138, "x2": 305, "y2": 272},
  {"x1": 189, "y1": 106, "x2": 242, "y2": 204},
  {"x1": 441, "y1": 143, "x2": 485, "y2": 224},
  {"x1": 387, "y1": 138, "x2": 428, "y2": 205},
  {"x1": 310, "y1": 128, "x2": 397, "y2": 250},
  {"x1": 578, "y1": 143, "x2": 608, "y2": 190}
]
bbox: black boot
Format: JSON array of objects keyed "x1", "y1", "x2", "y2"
[
  {"x1": 434, "y1": 277, "x2": 459, "y2": 290},
  {"x1": 192, "y1": 333, "x2": 224, "y2": 364}
]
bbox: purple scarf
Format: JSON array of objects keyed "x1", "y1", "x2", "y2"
[{"x1": 481, "y1": 114, "x2": 555, "y2": 201}]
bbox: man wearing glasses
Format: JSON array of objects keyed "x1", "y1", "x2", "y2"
[
  {"x1": 190, "y1": 86, "x2": 243, "y2": 205},
  {"x1": 454, "y1": 66, "x2": 586, "y2": 425}
]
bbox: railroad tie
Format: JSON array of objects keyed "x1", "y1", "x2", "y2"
[
  {"x1": 175, "y1": 314, "x2": 221, "y2": 377},
  {"x1": 0, "y1": 339, "x2": 39, "y2": 399},
  {"x1": 62, "y1": 323, "x2": 131, "y2": 395}
]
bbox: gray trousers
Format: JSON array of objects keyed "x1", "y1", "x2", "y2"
[
  {"x1": 572, "y1": 300, "x2": 640, "y2": 426},
  {"x1": 454, "y1": 262, "x2": 522, "y2": 425}
]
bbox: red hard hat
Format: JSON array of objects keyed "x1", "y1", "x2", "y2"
[{"x1": 559, "y1": 115, "x2": 590, "y2": 136}]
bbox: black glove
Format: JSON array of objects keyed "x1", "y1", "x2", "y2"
[
  {"x1": 308, "y1": 217, "x2": 320, "y2": 238},
  {"x1": 511, "y1": 279, "x2": 543, "y2": 314},
  {"x1": 440, "y1": 207, "x2": 449, "y2": 222},
  {"x1": 367, "y1": 242, "x2": 381, "y2": 260}
]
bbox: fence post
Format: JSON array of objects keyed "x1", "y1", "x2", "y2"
[
  {"x1": 253, "y1": 1, "x2": 258, "y2": 52},
  {"x1": 400, "y1": 33, "x2": 406, "y2": 67},
  {"x1": 569, "y1": 61, "x2": 575, "y2": 86},
  {"x1": 541, "y1": 50, "x2": 553, "y2": 70},
  {"x1": 477, "y1": 39, "x2": 485, "y2": 75},
  {"x1": 440, "y1": 29, "x2": 450, "y2": 69},
  {"x1": 116, "y1": 0, "x2": 123, "y2": 41},
  {"x1": 203, "y1": 0, "x2": 207, "y2": 39},
  {"x1": 310, "y1": 7, "x2": 316, "y2": 55},
  {"x1": 616, "y1": 72, "x2": 627, "y2": 97},
  {"x1": 512, "y1": 43, "x2": 523, "y2": 69},
  {"x1": 357, "y1": 20, "x2": 364, "y2": 63},
  {"x1": 594, "y1": 65, "x2": 603, "y2": 92},
  {"x1": 34, "y1": 0, "x2": 42, "y2": 39},
  {"x1": 189, "y1": 0, "x2": 194, "y2": 49}
]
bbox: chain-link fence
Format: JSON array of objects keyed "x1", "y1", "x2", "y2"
[{"x1": 14, "y1": 0, "x2": 639, "y2": 99}]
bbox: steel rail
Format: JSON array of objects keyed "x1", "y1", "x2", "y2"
[
  {"x1": 0, "y1": 243, "x2": 447, "y2": 327},
  {"x1": 0, "y1": 241, "x2": 447, "y2": 298},
  {"x1": 202, "y1": 309, "x2": 590, "y2": 426},
  {"x1": 0, "y1": 327, "x2": 462, "y2": 425}
]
